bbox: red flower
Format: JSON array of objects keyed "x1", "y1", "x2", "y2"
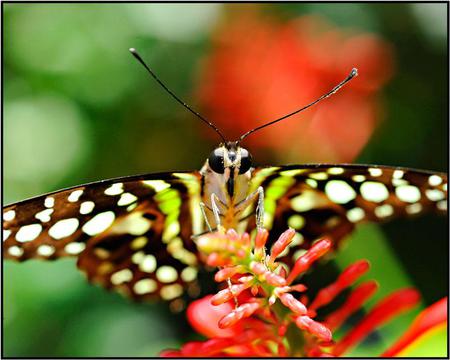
[
  {"x1": 161, "y1": 229, "x2": 432, "y2": 357},
  {"x1": 196, "y1": 12, "x2": 394, "y2": 163}
]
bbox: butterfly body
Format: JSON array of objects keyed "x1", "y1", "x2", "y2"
[{"x1": 200, "y1": 142, "x2": 255, "y2": 230}]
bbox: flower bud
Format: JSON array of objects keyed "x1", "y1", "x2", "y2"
[
  {"x1": 218, "y1": 302, "x2": 260, "y2": 328},
  {"x1": 295, "y1": 315, "x2": 332, "y2": 342},
  {"x1": 280, "y1": 293, "x2": 307, "y2": 315},
  {"x1": 214, "y1": 266, "x2": 244, "y2": 282},
  {"x1": 265, "y1": 272, "x2": 287, "y2": 287},
  {"x1": 287, "y1": 239, "x2": 332, "y2": 283},
  {"x1": 269, "y1": 228, "x2": 296, "y2": 264},
  {"x1": 211, "y1": 283, "x2": 251, "y2": 305},
  {"x1": 255, "y1": 228, "x2": 269, "y2": 251}
]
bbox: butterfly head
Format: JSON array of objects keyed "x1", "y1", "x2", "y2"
[
  {"x1": 207, "y1": 141, "x2": 253, "y2": 176},
  {"x1": 205, "y1": 142, "x2": 253, "y2": 200}
]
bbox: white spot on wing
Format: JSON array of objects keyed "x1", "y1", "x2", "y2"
[
  {"x1": 392, "y1": 179, "x2": 408, "y2": 186},
  {"x1": 37, "y1": 244, "x2": 55, "y2": 256},
  {"x1": 287, "y1": 215, "x2": 305, "y2": 229},
  {"x1": 48, "y1": 218, "x2": 79, "y2": 239},
  {"x1": 110, "y1": 212, "x2": 152, "y2": 236},
  {"x1": 290, "y1": 190, "x2": 327, "y2": 212},
  {"x1": 437, "y1": 201, "x2": 447, "y2": 211},
  {"x1": 160, "y1": 284, "x2": 183, "y2": 300},
  {"x1": 309, "y1": 172, "x2": 328, "y2": 180},
  {"x1": 4, "y1": 210, "x2": 15, "y2": 221},
  {"x1": 117, "y1": 193, "x2": 138, "y2": 206},
  {"x1": 346, "y1": 207, "x2": 365, "y2": 223},
  {"x1": 162, "y1": 221, "x2": 180, "y2": 242},
  {"x1": 327, "y1": 167, "x2": 344, "y2": 175},
  {"x1": 406, "y1": 203, "x2": 422, "y2": 215},
  {"x1": 352, "y1": 175, "x2": 366, "y2": 182},
  {"x1": 393, "y1": 170, "x2": 404, "y2": 179},
  {"x1": 133, "y1": 279, "x2": 157, "y2": 295},
  {"x1": 111, "y1": 269, "x2": 133, "y2": 285},
  {"x1": 131, "y1": 251, "x2": 145, "y2": 264},
  {"x1": 3, "y1": 229, "x2": 11, "y2": 241},
  {"x1": 35, "y1": 208, "x2": 54, "y2": 222},
  {"x1": 126, "y1": 203, "x2": 138, "y2": 212},
  {"x1": 360, "y1": 182, "x2": 389, "y2": 203},
  {"x1": 82, "y1": 211, "x2": 115, "y2": 236},
  {"x1": 156, "y1": 266, "x2": 178, "y2": 283},
  {"x1": 428, "y1": 175, "x2": 443, "y2": 186},
  {"x1": 44, "y1": 197, "x2": 55, "y2": 208},
  {"x1": 68, "y1": 189, "x2": 84, "y2": 202},
  {"x1": 79, "y1": 201, "x2": 95, "y2": 215},
  {"x1": 131, "y1": 236, "x2": 147, "y2": 250},
  {"x1": 180, "y1": 267, "x2": 198, "y2": 282},
  {"x1": 143, "y1": 180, "x2": 170, "y2": 192},
  {"x1": 104, "y1": 183, "x2": 124, "y2": 196},
  {"x1": 65, "y1": 242, "x2": 86, "y2": 254},
  {"x1": 139, "y1": 254, "x2": 157, "y2": 273},
  {"x1": 368, "y1": 168, "x2": 383, "y2": 177},
  {"x1": 425, "y1": 189, "x2": 445, "y2": 202},
  {"x1": 325, "y1": 180, "x2": 357, "y2": 204},
  {"x1": 374, "y1": 204, "x2": 394, "y2": 218},
  {"x1": 305, "y1": 179, "x2": 318, "y2": 188},
  {"x1": 16, "y1": 224, "x2": 42, "y2": 242},
  {"x1": 8, "y1": 246, "x2": 23, "y2": 257},
  {"x1": 395, "y1": 185, "x2": 421, "y2": 203},
  {"x1": 279, "y1": 169, "x2": 306, "y2": 177}
]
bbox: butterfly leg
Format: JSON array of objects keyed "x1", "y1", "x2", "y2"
[
  {"x1": 210, "y1": 193, "x2": 224, "y2": 230},
  {"x1": 199, "y1": 202, "x2": 213, "y2": 232},
  {"x1": 255, "y1": 186, "x2": 265, "y2": 230},
  {"x1": 235, "y1": 186, "x2": 265, "y2": 230}
]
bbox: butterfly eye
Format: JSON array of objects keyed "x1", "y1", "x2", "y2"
[
  {"x1": 239, "y1": 149, "x2": 253, "y2": 174},
  {"x1": 208, "y1": 148, "x2": 225, "y2": 174}
]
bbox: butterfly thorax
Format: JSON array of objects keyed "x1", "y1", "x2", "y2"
[{"x1": 200, "y1": 142, "x2": 254, "y2": 229}]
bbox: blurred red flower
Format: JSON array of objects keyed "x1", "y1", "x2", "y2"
[{"x1": 196, "y1": 12, "x2": 394, "y2": 163}]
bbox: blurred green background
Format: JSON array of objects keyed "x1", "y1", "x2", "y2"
[{"x1": 3, "y1": 3, "x2": 447, "y2": 357}]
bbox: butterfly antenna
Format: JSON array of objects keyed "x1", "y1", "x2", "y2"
[
  {"x1": 129, "y1": 48, "x2": 226, "y2": 143},
  {"x1": 238, "y1": 68, "x2": 358, "y2": 142}
]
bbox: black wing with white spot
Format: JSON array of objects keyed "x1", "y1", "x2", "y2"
[
  {"x1": 247, "y1": 164, "x2": 447, "y2": 263},
  {"x1": 3, "y1": 171, "x2": 203, "y2": 306}
]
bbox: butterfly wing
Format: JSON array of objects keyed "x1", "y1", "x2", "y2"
[
  {"x1": 3, "y1": 171, "x2": 203, "y2": 305},
  {"x1": 247, "y1": 164, "x2": 447, "y2": 263}
]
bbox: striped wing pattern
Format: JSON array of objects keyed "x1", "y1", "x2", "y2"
[
  {"x1": 3, "y1": 164, "x2": 447, "y2": 303},
  {"x1": 3, "y1": 171, "x2": 203, "y2": 306},
  {"x1": 248, "y1": 164, "x2": 447, "y2": 265}
]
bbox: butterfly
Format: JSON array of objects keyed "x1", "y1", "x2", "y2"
[{"x1": 3, "y1": 49, "x2": 448, "y2": 308}]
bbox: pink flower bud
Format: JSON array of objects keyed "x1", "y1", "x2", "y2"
[
  {"x1": 295, "y1": 315, "x2": 332, "y2": 342},
  {"x1": 287, "y1": 239, "x2": 332, "y2": 284},
  {"x1": 269, "y1": 229, "x2": 296, "y2": 263},
  {"x1": 211, "y1": 283, "x2": 251, "y2": 305},
  {"x1": 218, "y1": 302, "x2": 260, "y2": 328},
  {"x1": 280, "y1": 293, "x2": 307, "y2": 314},
  {"x1": 290, "y1": 284, "x2": 308, "y2": 292},
  {"x1": 226, "y1": 228, "x2": 239, "y2": 241},
  {"x1": 265, "y1": 272, "x2": 287, "y2": 287},
  {"x1": 255, "y1": 228, "x2": 269, "y2": 251},
  {"x1": 215, "y1": 266, "x2": 244, "y2": 282},
  {"x1": 250, "y1": 261, "x2": 266, "y2": 275},
  {"x1": 206, "y1": 253, "x2": 229, "y2": 267},
  {"x1": 240, "y1": 232, "x2": 251, "y2": 248}
]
